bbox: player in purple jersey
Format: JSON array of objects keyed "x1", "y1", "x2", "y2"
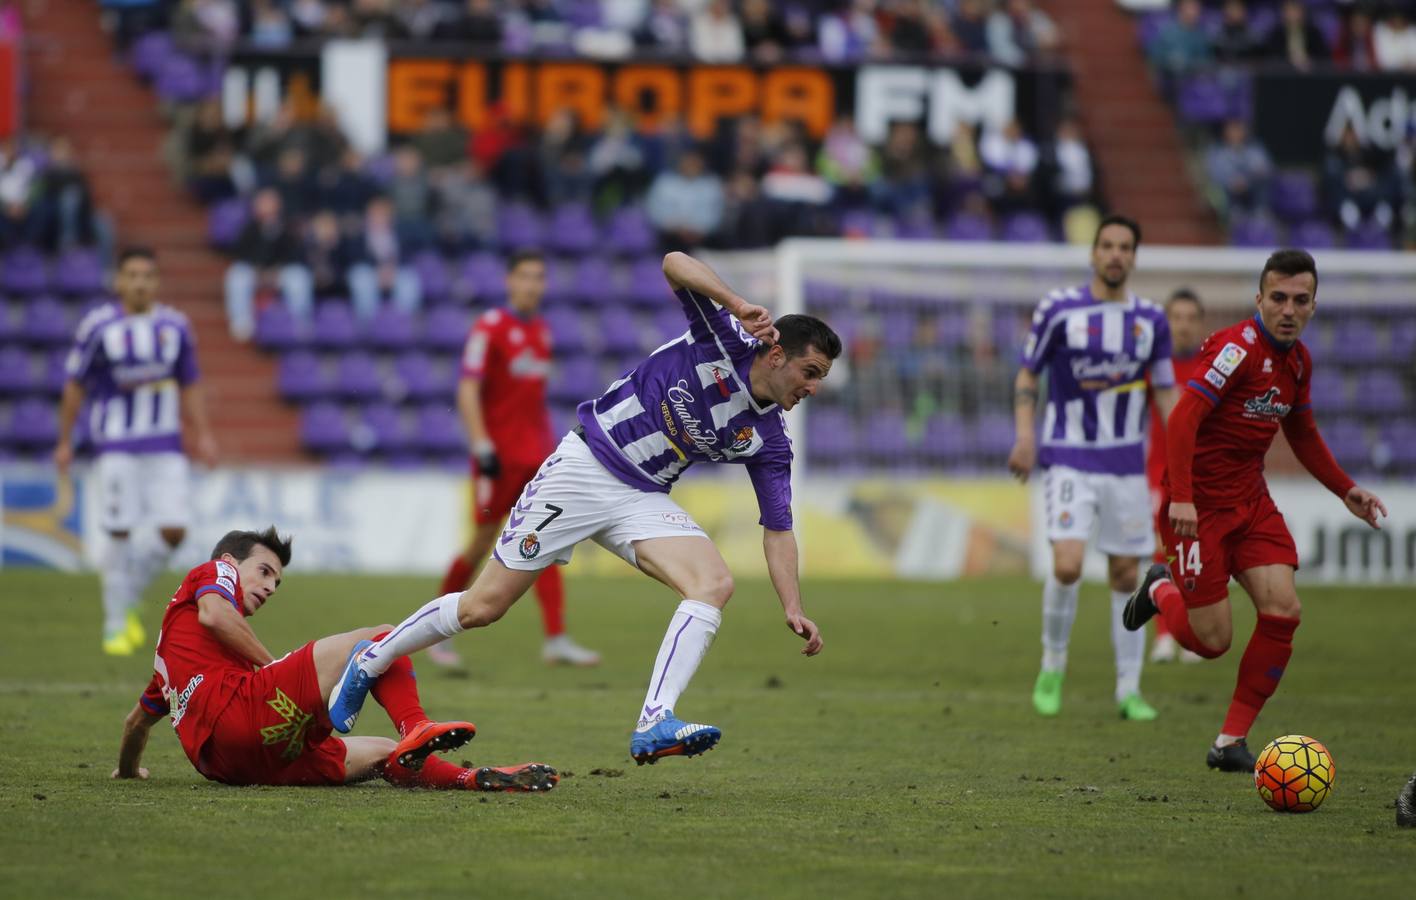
[
  {"x1": 54, "y1": 247, "x2": 218, "y2": 656},
  {"x1": 1007, "y1": 216, "x2": 1179, "y2": 721},
  {"x1": 327, "y1": 252, "x2": 842, "y2": 767}
]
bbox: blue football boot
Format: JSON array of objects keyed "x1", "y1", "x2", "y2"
[
  {"x1": 630, "y1": 711, "x2": 721, "y2": 765},
  {"x1": 328, "y1": 639, "x2": 375, "y2": 734}
]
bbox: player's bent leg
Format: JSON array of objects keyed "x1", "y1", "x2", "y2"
[
  {"x1": 313, "y1": 626, "x2": 391, "y2": 701},
  {"x1": 1034, "y1": 539, "x2": 1085, "y2": 716},
  {"x1": 1215, "y1": 564, "x2": 1302, "y2": 761},
  {"x1": 632, "y1": 536, "x2": 734, "y2": 608},
  {"x1": 1187, "y1": 601, "x2": 1234, "y2": 653},
  {"x1": 456, "y1": 559, "x2": 541, "y2": 629},
  {"x1": 320, "y1": 626, "x2": 391, "y2": 734},
  {"x1": 392, "y1": 719, "x2": 477, "y2": 770},
  {"x1": 343, "y1": 736, "x2": 398, "y2": 783}
]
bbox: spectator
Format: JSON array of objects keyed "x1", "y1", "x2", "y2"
[
  {"x1": 0, "y1": 137, "x2": 37, "y2": 248},
  {"x1": 587, "y1": 107, "x2": 650, "y2": 208},
  {"x1": 1040, "y1": 117, "x2": 1095, "y2": 217},
  {"x1": 289, "y1": 0, "x2": 326, "y2": 37},
  {"x1": 350, "y1": 0, "x2": 409, "y2": 39},
  {"x1": 432, "y1": 0, "x2": 502, "y2": 44},
  {"x1": 1323, "y1": 123, "x2": 1399, "y2": 231},
  {"x1": 1374, "y1": 7, "x2": 1416, "y2": 71},
  {"x1": 951, "y1": 0, "x2": 992, "y2": 58},
  {"x1": 761, "y1": 142, "x2": 834, "y2": 236},
  {"x1": 36, "y1": 137, "x2": 102, "y2": 253},
  {"x1": 816, "y1": 115, "x2": 879, "y2": 211},
  {"x1": 317, "y1": 147, "x2": 377, "y2": 221},
  {"x1": 1205, "y1": 119, "x2": 1273, "y2": 215},
  {"x1": 602, "y1": 0, "x2": 649, "y2": 34},
  {"x1": 980, "y1": 118, "x2": 1040, "y2": 216},
  {"x1": 872, "y1": 120, "x2": 932, "y2": 217},
  {"x1": 818, "y1": 0, "x2": 885, "y2": 62},
  {"x1": 397, "y1": 0, "x2": 449, "y2": 40},
  {"x1": 1212, "y1": 0, "x2": 1262, "y2": 63},
  {"x1": 539, "y1": 108, "x2": 594, "y2": 207},
  {"x1": 266, "y1": 145, "x2": 318, "y2": 224},
  {"x1": 386, "y1": 144, "x2": 434, "y2": 245},
  {"x1": 741, "y1": 0, "x2": 789, "y2": 62},
  {"x1": 349, "y1": 195, "x2": 422, "y2": 319},
  {"x1": 645, "y1": 147, "x2": 724, "y2": 251},
  {"x1": 634, "y1": 0, "x2": 688, "y2": 54},
  {"x1": 302, "y1": 209, "x2": 359, "y2": 300},
  {"x1": 716, "y1": 169, "x2": 775, "y2": 249},
  {"x1": 888, "y1": 0, "x2": 940, "y2": 57},
  {"x1": 225, "y1": 187, "x2": 313, "y2": 340},
  {"x1": 171, "y1": 0, "x2": 239, "y2": 48},
  {"x1": 1261, "y1": 0, "x2": 1330, "y2": 70},
  {"x1": 432, "y1": 158, "x2": 498, "y2": 251},
  {"x1": 1334, "y1": 5, "x2": 1378, "y2": 71},
  {"x1": 1147, "y1": 0, "x2": 1212, "y2": 79},
  {"x1": 690, "y1": 0, "x2": 745, "y2": 62},
  {"x1": 411, "y1": 106, "x2": 469, "y2": 172},
  {"x1": 180, "y1": 99, "x2": 238, "y2": 202},
  {"x1": 987, "y1": 0, "x2": 1061, "y2": 67},
  {"x1": 248, "y1": 0, "x2": 294, "y2": 48}
]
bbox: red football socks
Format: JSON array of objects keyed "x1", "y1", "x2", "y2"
[
  {"x1": 368, "y1": 634, "x2": 429, "y2": 737},
  {"x1": 383, "y1": 754, "x2": 476, "y2": 790},
  {"x1": 1150, "y1": 580, "x2": 1226, "y2": 659},
  {"x1": 535, "y1": 565, "x2": 565, "y2": 638},
  {"x1": 1221, "y1": 613, "x2": 1300, "y2": 738},
  {"x1": 439, "y1": 554, "x2": 475, "y2": 595}
]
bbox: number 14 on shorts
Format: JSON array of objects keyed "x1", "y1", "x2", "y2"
[{"x1": 1173, "y1": 541, "x2": 1203, "y2": 574}]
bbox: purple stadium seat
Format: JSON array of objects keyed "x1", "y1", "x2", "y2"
[
  {"x1": 1331, "y1": 319, "x2": 1379, "y2": 365},
  {"x1": 155, "y1": 53, "x2": 214, "y2": 103},
  {"x1": 0, "y1": 345, "x2": 35, "y2": 394},
  {"x1": 254, "y1": 303, "x2": 308, "y2": 351},
  {"x1": 544, "y1": 308, "x2": 588, "y2": 354},
  {"x1": 1345, "y1": 220, "x2": 1393, "y2": 251},
  {"x1": 23, "y1": 296, "x2": 70, "y2": 345},
  {"x1": 129, "y1": 31, "x2": 175, "y2": 80},
  {"x1": 422, "y1": 305, "x2": 472, "y2": 352},
  {"x1": 0, "y1": 299, "x2": 20, "y2": 342},
  {"x1": 944, "y1": 212, "x2": 993, "y2": 242},
  {"x1": 1351, "y1": 369, "x2": 1407, "y2": 415},
  {"x1": 415, "y1": 404, "x2": 465, "y2": 453},
  {"x1": 1228, "y1": 215, "x2": 1280, "y2": 248},
  {"x1": 864, "y1": 410, "x2": 912, "y2": 461},
  {"x1": 599, "y1": 307, "x2": 644, "y2": 355},
  {"x1": 300, "y1": 403, "x2": 351, "y2": 454},
  {"x1": 412, "y1": 250, "x2": 451, "y2": 305},
  {"x1": 805, "y1": 407, "x2": 857, "y2": 466},
  {"x1": 974, "y1": 413, "x2": 1017, "y2": 457},
  {"x1": 922, "y1": 414, "x2": 969, "y2": 464},
  {"x1": 359, "y1": 404, "x2": 413, "y2": 453},
  {"x1": 838, "y1": 208, "x2": 876, "y2": 238},
  {"x1": 497, "y1": 203, "x2": 546, "y2": 250},
  {"x1": 1176, "y1": 76, "x2": 1228, "y2": 125},
  {"x1": 52, "y1": 248, "x2": 105, "y2": 296},
  {"x1": 207, "y1": 198, "x2": 249, "y2": 248},
  {"x1": 936, "y1": 313, "x2": 971, "y2": 348},
  {"x1": 8, "y1": 397, "x2": 59, "y2": 446},
  {"x1": 1290, "y1": 219, "x2": 1336, "y2": 250},
  {"x1": 1000, "y1": 212, "x2": 1051, "y2": 243},
  {"x1": 1269, "y1": 172, "x2": 1318, "y2": 221},
  {"x1": 1, "y1": 247, "x2": 50, "y2": 295},
  {"x1": 276, "y1": 352, "x2": 331, "y2": 403},
  {"x1": 1324, "y1": 419, "x2": 1370, "y2": 471},
  {"x1": 653, "y1": 309, "x2": 688, "y2": 344},
  {"x1": 334, "y1": 351, "x2": 384, "y2": 401},
  {"x1": 880, "y1": 310, "x2": 916, "y2": 349},
  {"x1": 896, "y1": 214, "x2": 938, "y2": 241},
  {"x1": 43, "y1": 349, "x2": 67, "y2": 394},
  {"x1": 309, "y1": 302, "x2": 359, "y2": 351},
  {"x1": 364, "y1": 306, "x2": 418, "y2": 352},
  {"x1": 1389, "y1": 320, "x2": 1416, "y2": 361},
  {"x1": 547, "y1": 355, "x2": 599, "y2": 404},
  {"x1": 546, "y1": 202, "x2": 598, "y2": 256},
  {"x1": 1305, "y1": 371, "x2": 1347, "y2": 413},
  {"x1": 628, "y1": 255, "x2": 671, "y2": 307},
  {"x1": 394, "y1": 352, "x2": 455, "y2": 402},
  {"x1": 1379, "y1": 423, "x2": 1416, "y2": 468},
  {"x1": 605, "y1": 207, "x2": 655, "y2": 257},
  {"x1": 459, "y1": 251, "x2": 505, "y2": 304},
  {"x1": 572, "y1": 256, "x2": 618, "y2": 307}
]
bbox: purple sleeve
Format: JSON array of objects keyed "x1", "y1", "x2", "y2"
[
  {"x1": 175, "y1": 323, "x2": 200, "y2": 386},
  {"x1": 746, "y1": 456, "x2": 793, "y2": 531},
  {"x1": 677, "y1": 288, "x2": 759, "y2": 363},
  {"x1": 1020, "y1": 297, "x2": 1062, "y2": 373},
  {"x1": 1149, "y1": 313, "x2": 1175, "y2": 388}
]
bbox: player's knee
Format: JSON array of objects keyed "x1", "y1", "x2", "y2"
[
  {"x1": 1053, "y1": 561, "x2": 1082, "y2": 585},
  {"x1": 1192, "y1": 621, "x2": 1232, "y2": 656},
  {"x1": 456, "y1": 597, "x2": 506, "y2": 629},
  {"x1": 159, "y1": 527, "x2": 185, "y2": 548},
  {"x1": 695, "y1": 570, "x2": 735, "y2": 607},
  {"x1": 1261, "y1": 593, "x2": 1302, "y2": 620}
]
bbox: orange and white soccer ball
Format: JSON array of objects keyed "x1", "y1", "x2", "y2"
[{"x1": 1254, "y1": 735, "x2": 1335, "y2": 813}]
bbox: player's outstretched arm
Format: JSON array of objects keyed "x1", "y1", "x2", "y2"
[
  {"x1": 661, "y1": 251, "x2": 777, "y2": 344},
  {"x1": 762, "y1": 528, "x2": 823, "y2": 656},
  {"x1": 113, "y1": 702, "x2": 164, "y2": 780},
  {"x1": 1008, "y1": 368, "x2": 1039, "y2": 482},
  {"x1": 196, "y1": 593, "x2": 276, "y2": 667},
  {"x1": 1342, "y1": 486, "x2": 1388, "y2": 530},
  {"x1": 1280, "y1": 408, "x2": 1383, "y2": 527}
]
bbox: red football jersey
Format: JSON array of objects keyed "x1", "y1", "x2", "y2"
[
  {"x1": 1147, "y1": 350, "x2": 1205, "y2": 488},
  {"x1": 459, "y1": 308, "x2": 554, "y2": 464},
  {"x1": 1172, "y1": 315, "x2": 1313, "y2": 505},
  {"x1": 138, "y1": 560, "x2": 253, "y2": 765}
]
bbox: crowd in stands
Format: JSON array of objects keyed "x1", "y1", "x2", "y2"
[
  {"x1": 1142, "y1": 0, "x2": 1416, "y2": 248},
  {"x1": 0, "y1": 136, "x2": 109, "y2": 259}
]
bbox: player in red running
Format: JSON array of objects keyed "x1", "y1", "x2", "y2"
[
  {"x1": 1123, "y1": 250, "x2": 1387, "y2": 771},
  {"x1": 1145, "y1": 288, "x2": 1207, "y2": 664},
  {"x1": 112, "y1": 526, "x2": 557, "y2": 791},
  {"x1": 430, "y1": 249, "x2": 600, "y2": 668}
]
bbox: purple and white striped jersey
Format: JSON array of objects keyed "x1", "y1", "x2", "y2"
[
  {"x1": 1020, "y1": 285, "x2": 1173, "y2": 475},
  {"x1": 65, "y1": 302, "x2": 199, "y2": 454},
  {"x1": 576, "y1": 288, "x2": 794, "y2": 530}
]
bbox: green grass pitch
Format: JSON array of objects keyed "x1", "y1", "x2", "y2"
[{"x1": 2, "y1": 570, "x2": 1413, "y2": 898}]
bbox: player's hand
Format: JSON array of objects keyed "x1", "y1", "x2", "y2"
[
  {"x1": 112, "y1": 767, "x2": 149, "y2": 780},
  {"x1": 735, "y1": 302, "x2": 778, "y2": 345},
  {"x1": 786, "y1": 613, "x2": 823, "y2": 656},
  {"x1": 1169, "y1": 501, "x2": 1199, "y2": 538},
  {"x1": 1343, "y1": 486, "x2": 1387, "y2": 530},
  {"x1": 472, "y1": 441, "x2": 501, "y2": 479},
  {"x1": 54, "y1": 441, "x2": 73, "y2": 477},
  {"x1": 194, "y1": 431, "x2": 218, "y2": 468},
  {"x1": 1007, "y1": 439, "x2": 1035, "y2": 482}
]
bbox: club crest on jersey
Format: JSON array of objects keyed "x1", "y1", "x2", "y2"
[
  {"x1": 1213, "y1": 343, "x2": 1247, "y2": 376},
  {"x1": 1243, "y1": 387, "x2": 1292, "y2": 419},
  {"x1": 1058, "y1": 511, "x2": 1074, "y2": 528},
  {"x1": 519, "y1": 532, "x2": 542, "y2": 559},
  {"x1": 1242, "y1": 324, "x2": 1257, "y2": 344},
  {"x1": 729, "y1": 426, "x2": 754, "y2": 452}
]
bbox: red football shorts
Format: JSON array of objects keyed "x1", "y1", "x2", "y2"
[
  {"x1": 1157, "y1": 489, "x2": 1299, "y2": 609},
  {"x1": 193, "y1": 641, "x2": 347, "y2": 786},
  {"x1": 470, "y1": 460, "x2": 541, "y2": 525}
]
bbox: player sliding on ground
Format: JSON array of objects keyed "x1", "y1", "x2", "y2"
[
  {"x1": 330, "y1": 251, "x2": 840, "y2": 766},
  {"x1": 113, "y1": 527, "x2": 557, "y2": 791},
  {"x1": 1123, "y1": 249, "x2": 1387, "y2": 772}
]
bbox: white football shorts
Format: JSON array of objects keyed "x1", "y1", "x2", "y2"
[
  {"x1": 95, "y1": 451, "x2": 191, "y2": 533},
  {"x1": 1042, "y1": 464, "x2": 1153, "y2": 558},
  {"x1": 493, "y1": 431, "x2": 708, "y2": 572}
]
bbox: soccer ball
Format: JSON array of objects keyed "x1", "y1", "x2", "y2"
[{"x1": 1254, "y1": 735, "x2": 1335, "y2": 813}]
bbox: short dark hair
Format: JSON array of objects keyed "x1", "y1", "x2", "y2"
[
  {"x1": 1166, "y1": 287, "x2": 1204, "y2": 312},
  {"x1": 507, "y1": 248, "x2": 546, "y2": 271},
  {"x1": 210, "y1": 526, "x2": 293, "y2": 568},
  {"x1": 1259, "y1": 248, "x2": 1318, "y2": 293},
  {"x1": 117, "y1": 246, "x2": 157, "y2": 267},
  {"x1": 1093, "y1": 214, "x2": 1142, "y2": 249},
  {"x1": 766, "y1": 314, "x2": 842, "y2": 361}
]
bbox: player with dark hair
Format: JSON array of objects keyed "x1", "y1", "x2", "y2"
[
  {"x1": 1398, "y1": 773, "x2": 1416, "y2": 827},
  {"x1": 430, "y1": 248, "x2": 600, "y2": 669},
  {"x1": 329, "y1": 252, "x2": 841, "y2": 766},
  {"x1": 1010, "y1": 214, "x2": 1177, "y2": 722},
  {"x1": 56, "y1": 247, "x2": 219, "y2": 655},
  {"x1": 113, "y1": 526, "x2": 557, "y2": 791},
  {"x1": 1147, "y1": 288, "x2": 1208, "y2": 663},
  {"x1": 1124, "y1": 249, "x2": 1387, "y2": 771}
]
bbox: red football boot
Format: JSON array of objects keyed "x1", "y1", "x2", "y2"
[{"x1": 393, "y1": 720, "x2": 477, "y2": 770}]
